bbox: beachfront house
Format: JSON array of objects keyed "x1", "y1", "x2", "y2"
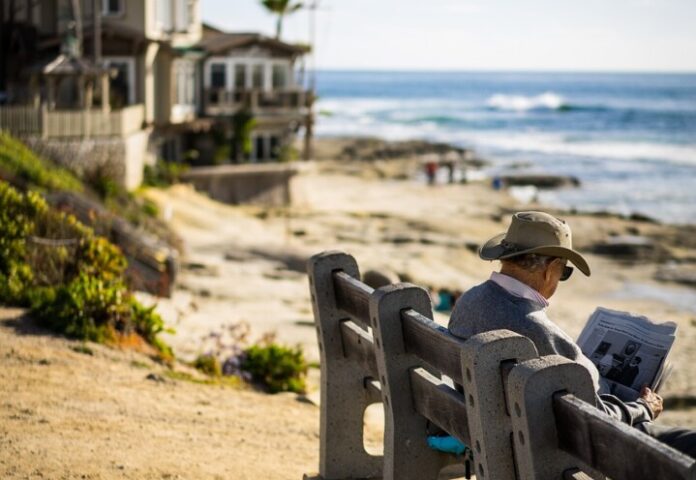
[
  {"x1": 193, "y1": 25, "x2": 312, "y2": 163},
  {"x1": 0, "y1": 1, "x2": 314, "y2": 187},
  {"x1": 0, "y1": 0, "x2": 204, "y2": 188}
]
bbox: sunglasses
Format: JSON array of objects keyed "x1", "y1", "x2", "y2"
[{"x1": 560, "y1": 265, "x2": 574, "y2": 282}]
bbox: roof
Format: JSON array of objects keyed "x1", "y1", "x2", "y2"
[
  {"x1": 202, "y1": 22, "x2": 226, "y2": 36},
  {"x1": 197, "y1": 33, "x2": 310, "y2": 57},
  {"x1": 33, "y1": 54, "x2": 110, "y2": 77}
]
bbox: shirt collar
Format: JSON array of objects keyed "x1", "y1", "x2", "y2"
[{"x1": 490, "y1": 271, "x2": 549, "y2": 309}]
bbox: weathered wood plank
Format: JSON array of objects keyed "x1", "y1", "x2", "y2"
[
  {"x1": 333, "y1": 271, "x2": 373, "y2": 329},
  {"x1": 340, "y1": 320, "x2": 379, "y2": 377},
  {"x1": 401, "y1": 310, "x2": 466, "y2": 385},
  {"x1": 410, "y1": 368, "x2": 471, "y2": 446},
  {"x1": 554, "y1": 393, "x2": 696, "y2": 480},
  {"x1": 562, "y1": 468, "x2": 595, "y2": 480}
]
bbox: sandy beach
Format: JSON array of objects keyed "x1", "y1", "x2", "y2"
[{"x1": 2, "y1": 137, "x2": 696, "y2": 478}]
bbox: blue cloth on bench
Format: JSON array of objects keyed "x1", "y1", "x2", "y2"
[{"x1": 427, "y1": 435, "x2": 468, "y2": 455}]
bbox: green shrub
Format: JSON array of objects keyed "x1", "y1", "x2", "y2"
[
  {"x1": 0, "y1": 132, "x2": 180, "y2": 256},
  {"x1": 140, "y1": 199, "x2": 160, "y2": 218},
  {"x1": 143, "y1": 160, "x2": 189, "y2": 188},
  {"x1": 241, "y1": 343, "x2": 308, "y2": 394},
  {"x1": 0, "y1": 131, "x2": 82, "y2": 192},
  {"x1": 193, "y1": 354, "x2": 222, "y2": 377},
  {"x1": 278, "y1": 144, "x2": 299, "y2": 163},
  {"x1": 0, "y1": 180, "x2": 172, "y2": 358}
]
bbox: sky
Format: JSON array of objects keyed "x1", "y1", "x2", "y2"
[{"x1": 201, "y1": 0, "x2": 696, "y2": 72}]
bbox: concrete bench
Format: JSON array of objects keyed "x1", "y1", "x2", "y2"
[{"x1": 304, "y1": 251, "x2": 696, "y2": 480}]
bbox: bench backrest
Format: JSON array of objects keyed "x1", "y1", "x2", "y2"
[{"x1": 307, "y1": 251, "x2": 696, "y2": 480}]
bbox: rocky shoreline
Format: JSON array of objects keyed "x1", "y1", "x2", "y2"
[{"x1": 313, "y1": 136, "x2": 696, "y2": 278}]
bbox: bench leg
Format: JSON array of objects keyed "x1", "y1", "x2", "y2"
[
  {"x1": 370, "y1": 284, "x2": 449, "y2": 480},
  {"x1": 460, "y1": 330, "x2": 538, "y2": 480},
  {"x1": 507, "y1": 355, "x2": 598, "y2": 480},
  {"x1": 308, "y1": 251, "x2": 383, "y2": 480}
]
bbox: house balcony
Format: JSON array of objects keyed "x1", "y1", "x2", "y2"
[
  {"x1": 0, "y1": 104, "x2": 146, "y2": 139},
  {"x1": 203, "y1": 88, "x2": 310, "y2": 118}
]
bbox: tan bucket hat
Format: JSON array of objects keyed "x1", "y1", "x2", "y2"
[{"x1": 479, "y1": 211, "x2": 591, "y2": 276}]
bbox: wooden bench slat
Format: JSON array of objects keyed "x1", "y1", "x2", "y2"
[
  {"x1": 340, "y1": 320, "x2": 379, "y2": 377},
  {"x1": 554, "y1": 393, "x2": 696, "y2": 480},
  {"x1": 562, "y1": 468, "x2": 595, "y2": 480},
  {"x1": 402, "y1": 310, "x2": 466, "y2": 385},
  {"x1": 410, "y1": 368, "x2": 471, "y2": 447},
  {"x1": 334, "y1": 271, "x2": 373, "y2": 330},
  {"x1": 341, "y1": 320, "x2": 379, "y2": 378}
]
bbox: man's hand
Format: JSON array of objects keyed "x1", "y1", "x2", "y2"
[{"x1": 640, "y1": 386, "x2": 663, "y2": 419}]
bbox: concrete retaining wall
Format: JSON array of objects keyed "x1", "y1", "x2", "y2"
[
  {"x1": 24, "y1": 129, "x2": 156, "y2": 190},
  {"x1": 182, "y1": 163, "x2": 298, "y2": 206}
]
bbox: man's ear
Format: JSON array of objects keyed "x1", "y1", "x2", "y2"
[{"x1": 544, "y1": 258, "x2": 559, "y2": 282}]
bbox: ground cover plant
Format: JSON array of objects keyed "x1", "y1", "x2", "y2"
[
  {"x1": 0, "y1": 131, "x2": 82, "y2": 192},
  {"x1": 0, "y1": 180, "x2": 172, "y2": 360},
  {"x1": 193, "y1": 322, "x2": 309, "y2": 393},
  {"x1": 0, "y1": 132, "x2": 180, "y2": 251}
]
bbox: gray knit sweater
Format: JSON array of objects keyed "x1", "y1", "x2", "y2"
[{"x1": 449, "y1": 280, "x2": 653, "y2": 425}]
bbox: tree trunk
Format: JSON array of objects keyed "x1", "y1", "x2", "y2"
[{"x1": 275, "y1": 13, "x2": 283, "y2": 39}]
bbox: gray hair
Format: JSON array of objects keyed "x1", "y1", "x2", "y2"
[{"x1": 502, "y1": 253, "x2": 555, "y2": 272}]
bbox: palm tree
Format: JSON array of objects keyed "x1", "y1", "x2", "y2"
[{"x1": 260, "y1": 0, "x2": 303, "y2": 40}]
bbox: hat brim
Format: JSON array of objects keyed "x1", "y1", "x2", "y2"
[{"x1": 479, "y1": 232, "x2": 591, "y2": 276}]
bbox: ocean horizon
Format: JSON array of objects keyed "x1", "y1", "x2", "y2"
[{"x1": 314, "y1": 70, "x2": 696, "y2": 225}]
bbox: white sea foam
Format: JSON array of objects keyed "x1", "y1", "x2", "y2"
[
  {"x1": 486, "y1": 92, "x2": 567, "y2": 111},
  {"x1": 470, "y1": 132, "x2": 696, "y2": 166},
  {"x1": 318, "y1": 112, "x2": 696, "y2": 168}
]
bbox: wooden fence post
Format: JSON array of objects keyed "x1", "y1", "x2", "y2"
[
  {"x1": 307, "y1": 251, "x2": 382, "y2": 480},
  {"x1": 507, "y1": 355, "x2": 599, "y2": 480},
  {"x1": 369, "y1": 283, "x2": 449, "y2": 480},
  {"x1": 460, "y1": 330, "x2": 538, "y2": 480}
]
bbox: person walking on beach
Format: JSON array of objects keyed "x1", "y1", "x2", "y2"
[{"x1": 448, "y1": 211, "x2": 696, "y2": 458}]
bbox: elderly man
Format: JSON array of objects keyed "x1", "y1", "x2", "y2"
[{"x1": 448, "y1": 211, "x2": 696, "y2": 458}]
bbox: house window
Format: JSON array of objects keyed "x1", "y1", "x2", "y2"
[
  {"x1": 252, "y1": 65, "x2": 264, "y2": 89},
  {"x1": 175, "y1": 60, "x2": 195, "y2": 106},
  {"x1": 272, "y1": 65, "x2": 288, "y2": 89},
  {"x1": 174, "y1": 0, "x2": 191, "y2": 32},
  {"x1": 270, "y1": 136, "x2": 280, "y2": 159},
  {"x1": 254, "y1": 135, "x2": 266, "y2": 162},
  {"x1": 102, "y1": 0, "x2": 123, "y2": 16},
  {"x1": 210, "y1": 63, "x2": 226, "y2": 89},
  {"x1": 103, "y1": 57, "x2": 136, "y2": 107},
  {"x1": 234, "y1": 65, "x2": 247, "y2": 89},
  {"x1": 156, "y1": 0, "x2": 174, "y2": 31}
]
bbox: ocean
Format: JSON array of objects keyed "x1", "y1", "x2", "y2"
[{"x1": 314, "y1": 71, "x2": 696, "y2": 225}]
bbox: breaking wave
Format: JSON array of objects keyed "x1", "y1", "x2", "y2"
[{"x1": 486, "y1": 92, "x2": 570, "y2": 112}]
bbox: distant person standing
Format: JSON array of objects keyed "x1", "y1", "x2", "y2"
[{"x1": 425, "y1": 161, "x2": 438, "y2": 185}]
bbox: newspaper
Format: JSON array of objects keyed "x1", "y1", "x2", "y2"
[{"x1": 577, "y1": 307, "x2": 677, "y2": 402}]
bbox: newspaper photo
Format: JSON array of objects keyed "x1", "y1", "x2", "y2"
[{"x1": 577, "y1": 307, "x2": 677, "y2": 402}]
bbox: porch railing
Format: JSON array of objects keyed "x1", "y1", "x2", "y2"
[
  {"x1": 0, "y1": 104, "x2": 145, "y2": 139},
  {"x1": 203, "y1": 88, "x2": 309, "y2": 116}
]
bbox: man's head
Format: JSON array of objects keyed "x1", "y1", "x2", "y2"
[
  {"x1": 630, "y1": 356, "x2": 642, "y2": 367},
  {"x1": 480, "y1": 211, "x2": 590, "y2": 299},
  {"x1": 499, "y1": 253, "x2": 570, "y2": 299}
]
